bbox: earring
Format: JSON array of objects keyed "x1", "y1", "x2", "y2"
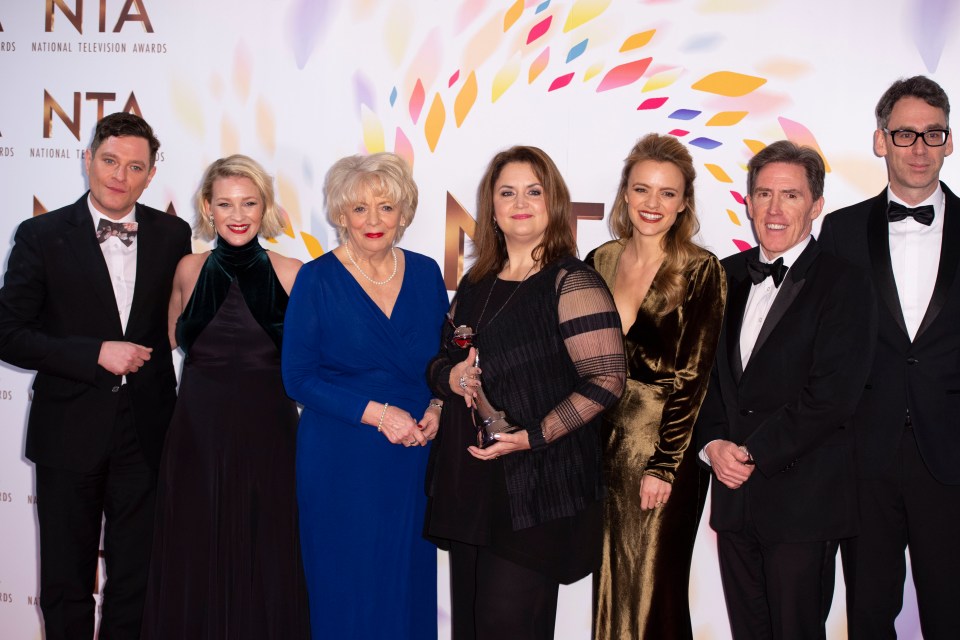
[{"x1": 208, "y1": 216, "x2": 215, "y2": 227}]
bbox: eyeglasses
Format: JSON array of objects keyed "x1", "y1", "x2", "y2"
[{"x1": 883, "y1": 128, "x2": 951, "y2": 147}]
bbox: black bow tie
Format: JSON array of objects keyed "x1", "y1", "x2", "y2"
[
  {"x1": 746, "y1": 256, "x2": 788, "y2": 287},
  {"x1": 96, "y1": 218, "x2": 138, "y2": 247},
  {"x1": 887, "y1": 201, "x2": 934, "y2": 226}
]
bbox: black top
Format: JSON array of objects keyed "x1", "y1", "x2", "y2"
[
  {"x1": 424, "y1": 256, "x2": 625, "y2": 580},
  {"x1": 177, "y1": 236, "x2": 287, "y2": 353}
]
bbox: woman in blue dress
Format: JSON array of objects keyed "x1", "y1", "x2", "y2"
[{"x1": 282, "y1": 152, "x2": 448, "y2": 639}]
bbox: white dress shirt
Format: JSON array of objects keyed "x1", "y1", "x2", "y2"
[
  {"x1": 888, "y1": 185, "x2": 944, "y2": 341},
  {"x1": 88, "y1": 197, "x2": 138, "y2": 334}
]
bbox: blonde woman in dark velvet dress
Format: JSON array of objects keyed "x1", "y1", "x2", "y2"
[{"x1": 587, "y1": 134, "x2": 726, "y2": 640}]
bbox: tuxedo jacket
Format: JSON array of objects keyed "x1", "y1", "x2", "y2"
[
  {"x1": 695, "y1": 239, "x2": 877, "y2": 542},
  {"x1": 819, "y1": 182, "x2": 960, "y2": 485},
  {"x1": 0, "y1": 194, "x2": 191, "y2": 472}
]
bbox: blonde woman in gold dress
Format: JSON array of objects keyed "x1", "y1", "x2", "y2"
[{"x1": 587, "y1": 133, "x2": 726, "y2": 640}]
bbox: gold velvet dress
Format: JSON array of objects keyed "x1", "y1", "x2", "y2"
[{"x1": 587, "y1": 240, "x2": 726, "y2": 640}]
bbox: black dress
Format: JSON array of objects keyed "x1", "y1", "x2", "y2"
[{"x1": 141, "y1": 239, "x2": 310, "y2": 639}]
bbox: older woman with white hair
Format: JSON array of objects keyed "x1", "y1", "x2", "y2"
[{"x1": 282, "y1": 152, "x2": 448, "y2": 640}]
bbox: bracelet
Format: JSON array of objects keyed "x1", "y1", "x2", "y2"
[
  {"x1": 428, "y1": 400, "x2": 443, "y2": 411},
  {"x1": 377, "y1": 403, "x2": 389, "y2": 432}
]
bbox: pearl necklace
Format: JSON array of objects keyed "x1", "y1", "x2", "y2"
[{"x1": 345, "y1": 243, "x2": 398, "y2": 286}]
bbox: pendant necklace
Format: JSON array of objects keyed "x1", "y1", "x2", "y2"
[{"x1": 345, "y1": 243, "x2": 398, "y2": 286}]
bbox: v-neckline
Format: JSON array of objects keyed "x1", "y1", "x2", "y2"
[
  {"x1": 611, "y1": 242, "x2": 663, "y2": 337},
  {"x1": 333, "y1": 250, "x2": 406, "y2": 321}
]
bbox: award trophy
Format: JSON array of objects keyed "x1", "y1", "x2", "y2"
[{"x1": 470, "y1": 350, "x2": 518, "y2": 448}]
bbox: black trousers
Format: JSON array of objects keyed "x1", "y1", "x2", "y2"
[
  {"x1": 842, "y1": 428, "x2": 960, "y2": 640},
  {"x1": 448, "y1": 540, "x2": 560, "y2": 640},
  {"x1": 716, "y1": 508, "x2": 837, "y2": 640},
  {"x1": 35, "y1": 389, "x2": 157, "y2": 640}
]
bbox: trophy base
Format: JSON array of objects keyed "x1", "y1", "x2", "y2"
[{"x1": 477, "y1": 415, "x2": 519, "y2": 449}]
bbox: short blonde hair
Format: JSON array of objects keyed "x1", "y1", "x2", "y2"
[
  {"x1": 324, "y1": 152, "x2": 418, "y2": 245},
  {"x1": 195, "y1": 154, "x2": 285, "y2": 240}
]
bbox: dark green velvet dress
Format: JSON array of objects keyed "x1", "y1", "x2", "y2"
[{"x1": 587, "y1": 240, "x2": 726, "y2": 640}]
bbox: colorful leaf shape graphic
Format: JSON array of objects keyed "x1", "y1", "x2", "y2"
[
  {"x1": 668, "y1": 129, "x2": 689, "y2": 137},
  {"x1": 778, "y1": 117, "x2": 831, "y2": 172},
  {"x1": 536, "y1": 0, "x2": 551, "y2": 14},
  {"x1": 726, "y1": 209, "x2": 741, "y2": 226},
  {"x1": 704, "y1": 164, "x2": 733, "y2": 183},
  {"x1": 706, "y1": 111, "x2": 748, "y2": 126},
  {"x1": 504, "y1": 0, "x2": 524, "y2": 31},
  {"x1": 743, "y1": 139, "x2": 766, "y2": 154},
  {"x1": 424, "y1": 93, "x2": 446, "y2": 152},
  {"x1": 527, "y1": 15, "x2": 553, "y2": 44},
  {"x1": 620, "y1": 29, "x2": 655, "y2": 52},
  {"x1": 730, "y1": 190, "x2": 745, "y2": 205},
  {"x1": 689, "y1": 137, "x2": 722, "y2": 150},
  {"x1": 692, "y1": 71, "x2": 767, "y2": 97},
  {"x1": 637, "y1": 97, "x2": 668, "y2": 110},
  {"x1": 596, "y1": 57, "x2": 652, "y2": 92},
  {"x1": 256, "y1": 97, "x2": 276, "y2": 155},
  {"x1": 394, "y1": 127, "x2": 414, "y2": 170},
  {"x1": 449, "y1": 70, "x2": 460, "y2": 87},
  {"x1": 409, "y1": 79, "x2": 425, "y2": 124},
  {"x1": 567, "y1": 39, "x2": 588, "y2": 63},
  {"x1": 583, "y1": 62, "x2": 603, "y2": 82},
  {"x1": 492, "y1": 56, "x2": 521, "y2": 102},
  {"x1": 529, "y1": 47, "x2": 550, "y2": 83},
  {"x1": 732, "y1": 239, "x2": 753, "y2": 252},
  {"x1": 360, "y1": 105, "x2": 385, "y2": 154},
  {"x1": 549, "y1": 72, "x2": 575, "y2": 92},
  {"x1": 301, "y1": 231, "x2": 325, "y2": 259},
  {"x1": 389, "y1": 87, "x2": 398, "y2": 106},
  {"x1": 669, "y1": 109, "x2": 701, "y2": 120},
  {"x1": 455, "y1": 71, "x2": 478, "y2": 127},
  {"x1": 642, "y1": 68, "x2": 682, "y2": 92},
  {"x1": 564, "y1": 0, "x2": 612, "y2": 32}
]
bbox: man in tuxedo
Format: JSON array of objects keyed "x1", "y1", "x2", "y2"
[
  {"x1": 0, "y1": 113, "x2": 191, "y2": 639},
  {"x1": 819, "y1": 76, "x2": 960, "y2": 639},
  {"x1": 696, "y1": 140, "x2": 876, "y2": 639}
]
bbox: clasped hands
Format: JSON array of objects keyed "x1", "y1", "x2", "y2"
[
  {"x1": 374, "y1": 402, "x2": 439, "y2": 448},
  {"x1": 705, "y1": 440, "x2": 755, "y2": 489},
  {"x1": 449, "y1": 347, "x2": 530, "y2": 461}
]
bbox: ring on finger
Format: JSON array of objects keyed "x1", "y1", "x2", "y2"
[{"x1": 458, "y1": 376, "x2": 468, "y2": 390}]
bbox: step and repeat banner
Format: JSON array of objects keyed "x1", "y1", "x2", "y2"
[{"x1": 1, "y1": 1, "x2": 957, "y2": 638}]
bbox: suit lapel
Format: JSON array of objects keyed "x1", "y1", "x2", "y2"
[
  {"x1": 866, "y1": 192, "x2": 909, "y2": 337},
  {"x1": 726, "y1": 274, "x2": 751, "y2": 383},
  {"x1": 748, "y1": 240, "x2": 819, "y2": 365},
  {"x1": 916, "y1": 183, "x2": 960, "y2": 339},
  {"x1": 64, "y1": 196, "x2": 123, "y2": 335},
  {"x1": 125, "y1": 205, "x2": 156, "y2": 338}
]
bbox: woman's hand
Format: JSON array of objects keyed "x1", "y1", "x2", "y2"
[
  {"x1": 448, "y1": 347, "x2": 481, "y2": 408},
  {"x1": 639, "y1": 474, "x2": 672, "y2": 511},
  {"x1": 467, "y1": 430, "x2": 530, "y2": 461},
  {"x1": 365, "y1": 403, "x2": 427, "y2": 447},
  {"x1": 418, "y1": 403, "x2": 441, "y2": 440}
]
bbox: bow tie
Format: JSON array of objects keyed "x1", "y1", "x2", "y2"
[
  {"x1": 746, "y1": 256, "x2": 788, "y2": 287},
  {"x1": 96, "y1": 218, "x2": 138, "y2": 247},
  {"x1": 887, "y1": 201, "x2": 934, "y2": 226}
]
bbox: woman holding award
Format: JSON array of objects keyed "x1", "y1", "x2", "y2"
[
  {"x1": 424, "y1": 146, "x2": 626, "y2": 640},
  {"x1": 282, "y1": 152, "x2": 448, "y2": 639}
]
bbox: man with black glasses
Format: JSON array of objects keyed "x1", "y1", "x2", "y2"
[{"x1": 819, "y1": 76, "x2": 960, "y2": 640}]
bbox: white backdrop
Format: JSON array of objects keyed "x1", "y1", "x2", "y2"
[{"x1": 2, "y1": 0, "x2": 958, "y2": 638}]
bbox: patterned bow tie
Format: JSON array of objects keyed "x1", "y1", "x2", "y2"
[
  {"x1": 887, "y1": 201, "x2": 934, "y2": 226},
  {"x1": 96, "y1": 218, "x2": 138, "y2": 247},
  {"x1": 746, "y1": 256, "x2": 788, "y2": 287}
]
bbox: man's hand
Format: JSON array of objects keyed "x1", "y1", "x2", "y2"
[
  {"x1": 705, "y1": 440, "x2": 755, "y2": 489},
  {"x1": 98, "y1": 341, "x2": 152, "y2": 376}
]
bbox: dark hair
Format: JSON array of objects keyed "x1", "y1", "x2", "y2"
[
  {"x1": 89, "y1": 112, "x2": 160, "y2": 167},
  {"x1": 876, "y1": 76, "x2": 950, "y2": 129},
  {"x1": 610, "y1": 133, "x2": 704, "y2": 315},
  {"x1": 468, "y1": 146, "x2": 576, "y2": 283},
  {"x1": 747, "y1": 140, "x2": 825, "y2": 201}
]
